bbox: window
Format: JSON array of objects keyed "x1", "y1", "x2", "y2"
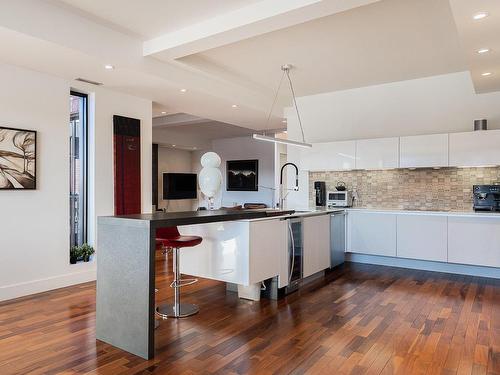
[{"x1": 69, "y1": 92, "x2": 88, "y2": 250}]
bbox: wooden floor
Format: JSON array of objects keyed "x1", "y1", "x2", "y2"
[{"x1": 1, "y1": 256, "x2": 499, "y2": 375}]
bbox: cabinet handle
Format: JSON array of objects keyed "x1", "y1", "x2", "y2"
[{"x1": 288, "y1": 221, "x2": 295, "y2": 284}]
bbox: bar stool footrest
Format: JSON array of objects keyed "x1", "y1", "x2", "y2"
[
  {"x1": 156, "y1": 303, "x2": 199, "y2": 319},
  {"x1": 170, "y1": 278, "x2": 198, "y2": 288}
]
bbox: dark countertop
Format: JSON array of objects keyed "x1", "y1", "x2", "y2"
[{"x1": 99, "y1": 209, "x2": 296, "y2": 228}]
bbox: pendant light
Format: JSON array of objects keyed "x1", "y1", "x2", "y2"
[{"x1": 252, "y1": 64, "x2": 312, "y2": 148}]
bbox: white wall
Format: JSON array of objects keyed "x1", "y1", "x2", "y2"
[
  {"x1": 0, "y1": 62, "x2": 152, "y2": 301},
  {"x1": 287, "y1": 71, "x2": 500, "y2": 144},
  {"x1": 285, "y1": 71, "x2": 500, "y2": 209},
  {"x1": 212, "y1": 137, "x2": 276, "y2": 208},
  {"x1": 157, "y1": 146, "x2": 195, "y2": 212}
]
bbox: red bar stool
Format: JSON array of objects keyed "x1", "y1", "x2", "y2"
[{"x1": 155, "y1": 226, "x2": 202, "y2": 318}]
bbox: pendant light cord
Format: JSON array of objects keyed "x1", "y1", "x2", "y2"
[
  {"x1": 285, "y1": 68, "x2": 306, "y2": 143},
  {"x1": 262, "y1": 65, "x2": 307, "y2": 144},
  {"x1": 264, "y1": 70, "x2": 286, "y2": 135}
]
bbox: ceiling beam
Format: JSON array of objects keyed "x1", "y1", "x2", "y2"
[
  {"x1": 152, "y1": 113, "x2": 208, "y2": 127},
  {"x1": 143, "y1": 0, "x2": 382, "y2": 60}
]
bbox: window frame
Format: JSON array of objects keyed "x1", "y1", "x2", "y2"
[{"x1": 69, "y1": 91, "x2": 88, "y2": 250}]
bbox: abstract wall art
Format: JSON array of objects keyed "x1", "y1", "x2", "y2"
[
  {"x1": 0, "y1": 126, "x2": 36, "y2": 190},
  {"x1": 227, "y1": 159, "x2": 258, "y2": 191}
]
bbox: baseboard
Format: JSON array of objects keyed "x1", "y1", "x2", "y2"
[
  {"x1": 0, "y1": 268, "x2": 97, "y2": 302},
  {"x1": 346, "y1": 253, "x2": 500, "y2": 279}
]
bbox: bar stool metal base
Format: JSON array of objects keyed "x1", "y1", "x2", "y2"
[{"x1": 156, "y1": 303, "x2": 199, "y2": 319}]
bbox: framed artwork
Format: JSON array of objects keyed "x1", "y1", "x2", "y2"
[
  {"x1": 0, "y1": 126, "x2": 36, "y2": 190},
  {"x1": 227, "y1": 159, "x2": 258, "y2": 191}
]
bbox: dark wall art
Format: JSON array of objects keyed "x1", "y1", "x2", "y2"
[
  {"x1": 0, "y1": 126, "x2": 36, "y2": 190},
  {"x1": 227, "y1": 159, "x2": 258, "y2": 191}
]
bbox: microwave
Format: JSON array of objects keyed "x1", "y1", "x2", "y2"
[{"x1": 327, "y1": 191, "x2": 352, "y2": 207}]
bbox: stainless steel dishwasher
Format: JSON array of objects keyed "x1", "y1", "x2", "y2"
[{"x1": 331, "y1": 211, "x2": 346, "y2": 267}]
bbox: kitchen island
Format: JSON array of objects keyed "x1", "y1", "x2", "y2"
[
  {"x1": 180, "y1": 208, "x2": 341, "y2": 299},
  {"x1": 96, "y1": 210, "x2": 336, "y2": 359}
]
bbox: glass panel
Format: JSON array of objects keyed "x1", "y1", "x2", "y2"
[
  {"x1": 329, "y1": 193, "x2": 345, "y2": 200},
  {"x1": 69, "y1": 93, "x2": 87, "y2": 250},
  {"x1": 289, "y1": 220, "x2": 303, "y2": 282}
]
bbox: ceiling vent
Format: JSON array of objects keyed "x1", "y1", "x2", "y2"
[{"x1": 75, "y1": 77, "x2": 103, "y2": 86}]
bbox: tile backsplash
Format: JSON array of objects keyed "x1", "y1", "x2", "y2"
[{"x1": 309, "y1": 167, "x2": 500, "y2": 211}]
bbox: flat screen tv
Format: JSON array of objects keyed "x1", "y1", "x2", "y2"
[{"x1": 163, "y1": 173, "x2": 197, "y2": 200}]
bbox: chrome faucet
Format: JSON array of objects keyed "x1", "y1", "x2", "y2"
[{"x1": 279, "y1": 162, "x2": 299, "y2": 209}]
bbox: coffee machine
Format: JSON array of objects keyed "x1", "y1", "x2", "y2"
[
  {"x1": 314, "y1": 181, "x2": 326, "y2": 207},
  {"x1": 473, "y1": 185, "x2": 500, "y2": 212}
]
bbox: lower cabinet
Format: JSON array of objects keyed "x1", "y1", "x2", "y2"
[
  {"x1": 346, "y1": 211, "x2": 500, "y2": 269},
  {"x1": 448, "y1": 217, "x2": 500, "y2": 268},
  {"x1": 347, "y1": 211, "x2": 397, "y2": 256},
  {"x1": 249, "y1": 219, "x2": 288, "y2": 284},
  {"x1": 397, "y1": 214, "x2": 447, "y2": 262},
  {"x1": 303, "y1": 215, "x2": 331, "y2": 278}
]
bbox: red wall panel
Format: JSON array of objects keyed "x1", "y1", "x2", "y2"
[{"x1": 113, "y1": 115, "x2": 141, "y2": 215}]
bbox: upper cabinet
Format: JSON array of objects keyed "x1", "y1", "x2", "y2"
[
  {"x1": 355, "y1": 137, "x2": 399, "y2": 170},
  {"x1": 449, "y1": 129, "x2": 500, "y2": 167},
  {"x1": 298, "y1": 130, "x2": 500, "y2": 171},
  {"x1": 400, "y1": 134, "x2": 448, "y2": 168},
  {"x1": 300, "y1": 140, "x2": 356, "y2": 171}
]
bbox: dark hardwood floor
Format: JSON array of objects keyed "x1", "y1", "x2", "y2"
[{"x1": 1, "y1": 254, "x2": 499, "y2": 375}]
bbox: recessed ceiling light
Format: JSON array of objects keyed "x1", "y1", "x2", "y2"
[
  {"x1": 481, "y1": 72, "x2": 492, "y2": 76},
  {"x1": 477, "y1": 48, "x2": 490, "y2": 54},
  {"x1": 232, "y1": 104, "x2": 238, "y2": 108},
  {"x1": 104, "y1": 64, "x2": 114, "y2": 70},
  {"x1": 172, "y1": 144, "x2": 176, "y2": 147},
  {"x1": 282, "y1": 119, "x2": 287, "y2": 123},
  {"x1": 473, "y1": 12, "x2": 488, "y2": 20},
  {"x1": 161, "y1": 111, "x2": 166, "y2": 114},
  {"x1": 180, "y1": 88, "x2": 187, "y2": 93}
]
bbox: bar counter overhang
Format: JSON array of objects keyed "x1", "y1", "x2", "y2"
[{"x1": 96, "y1": 209, "x2": 294, "y2": 359}]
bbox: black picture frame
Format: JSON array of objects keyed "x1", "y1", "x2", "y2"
[
  {"x1": 227, "y1": 159, "x2": 258, "y2": 191},
  {"x1": 0, "y1": 126, "x2": 37, "y2": 190}
]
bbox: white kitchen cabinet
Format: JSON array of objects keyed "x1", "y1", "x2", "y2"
[
  {"x1": 397, "y1": 214, "x2": 447, "y2": 262},
  {"x1": 448, "y1": 216, "x2": 500, "y2": 268},
  {"x1": 346, "y1": 211, "x2": 397, "y2": 256},
  {"x1": 300, "y1": 141, "x2": 356, "y2": 171},
  {"x1": 303, "y1": 215, "x2": 331, "y2": 278},
  {"x1": 449, "y1": 129, "x2": 500, "y2": 167},
  {"x1": 181, "y1": 218, "x2": 288, "y2": 288},
  {"x1": 249, "y1": 219, "x2": 288, "y2": 285},
  {"x1": 400, "y1": 134, "x2": 448, "y2": 168},
  {"x1": 355, "y1": 137, "x2": 399, "y2": 170}
]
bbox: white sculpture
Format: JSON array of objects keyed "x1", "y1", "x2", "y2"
[{"x1": 199, "y1": 152, "x2": 222, "y2": 210}]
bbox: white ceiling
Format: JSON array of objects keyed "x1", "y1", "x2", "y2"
[
  {"x1": 153, "y1": 117, "x2": 256, "y2": 151},
  {"x1": 54, "y1": 0, "x2": 260, "y2": 39},
  {"x1": 0, "y1": 0, "x2": 499, "y2": 137},
  {"x1": 183, "y1": 0, "x2": 466, "y2": 96},
  {"x1": 449, "y1": 0, "x2": 500, "y2": 93}
]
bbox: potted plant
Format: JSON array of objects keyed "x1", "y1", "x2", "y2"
[
  {"x1": 70, "y1": 246, "x2": 80, "y2": 264},
  {"x1": 80, "y1": 243, "x2": 95, "y2": 262}
]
